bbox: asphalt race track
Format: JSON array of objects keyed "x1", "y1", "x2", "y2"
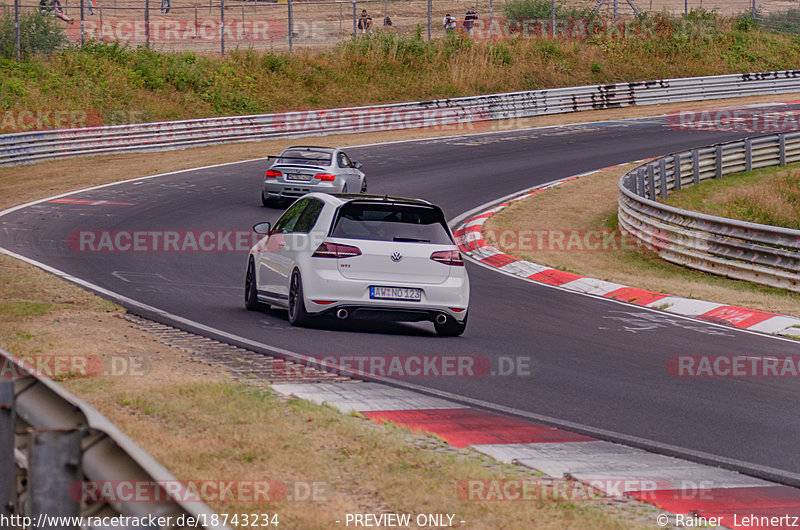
[{"x1": 3, "y1": 113, "x2": 800, "y2": 479}]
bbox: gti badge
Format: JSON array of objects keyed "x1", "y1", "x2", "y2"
[{"x1": 390, "y1": 251, "x2": 402, "y2": 262}]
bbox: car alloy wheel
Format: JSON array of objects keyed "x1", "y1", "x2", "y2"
[
  {"x1": 288, "y1": 269, "x2": 311, "y2": 326},
  {"x1": 244, "y1": 258, "x2": 266, "y2": 311}
]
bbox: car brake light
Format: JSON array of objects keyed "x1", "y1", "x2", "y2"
[
  {"x1": 312, "y1": 242, "x2": 362, "y2": 258},
  {"x1": 265, "y1": 170, "x2": 281, "y2": 179},
  {"x1": 314, "y1": 173, "x2": 336, "y2": 181},
  {"x1": 430, "y1": 250, "x2": 464, "y2": 266}
]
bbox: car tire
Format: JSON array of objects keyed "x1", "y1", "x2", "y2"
[
  {"x1": 434, "y1": 312, "x2": 467, "y2": 337},
  {"x1": 288, "y1": 269, "x2": 311, "y2": 326},
  {"x1": 360, "y1": 177, "x2": 367, "y2": 194},
  {"x1": 244, "y1": 258, "x2": 267, "y2": 311}
]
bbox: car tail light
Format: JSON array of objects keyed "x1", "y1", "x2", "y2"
[
  {"x1": 265, "y1": 170, "x2": 281, "y2": 179},
  {"x1": 314, "y1": 173, "x2": 336, "y2": 182},
  {"x1": 312, "y1": 242, "x2": 362, "y2": 258},
  {"x1": 430, "y1": 250, "x2": 464, "y2": 266}
]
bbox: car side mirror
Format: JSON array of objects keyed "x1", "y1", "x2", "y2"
[
  {"x1": 353, "y1": 162, "x2": 362, "y2": 169},
  {"x1": 253, "y1": 221, "x2": 271, "y2": 235}
]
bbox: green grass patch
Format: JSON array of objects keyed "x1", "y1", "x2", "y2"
[
  {"x1": 3, "y1": 11, "x2": 800, "y2": 131},
  {"x1": 0, "y1": 301, "x2": 54, "y2": 318},
  {"x1": 664, "y1": 164, "x2": 800, "y2": 229}
]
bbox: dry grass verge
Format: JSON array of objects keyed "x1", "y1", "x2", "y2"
[
  {"x1": 484, "y1": 163, "x2": 800, "y2": 317},
  {"x1": 0, "y1": 252, "x2": 658, "y2": 527}
]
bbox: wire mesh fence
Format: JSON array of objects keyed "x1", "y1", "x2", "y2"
[{"x1": 3, "y1": 0, "x2": 797, "y2": 56}]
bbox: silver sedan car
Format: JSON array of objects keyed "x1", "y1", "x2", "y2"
[{"x1": 262, "y1": 146, "x2": 367, "y2": 207}]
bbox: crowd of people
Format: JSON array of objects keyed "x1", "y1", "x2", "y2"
[{"x1": 358, "y1": 6, "x2": 480, "y2": 37}]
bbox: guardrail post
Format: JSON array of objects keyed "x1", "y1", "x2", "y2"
[
  {"x1": 28, "y1": 430, "x2": 82, "y2": 527},
  {"x1": 715, "y1": 145, "x2": 723, "y2": 178},
  {"x1": 745, "y1": 138, "x2": 752, "y2": 172},
  {"x1": 673, "y1": 154, "x2": 682, "y2": 190},
  {"x1": 636, "y1": 169, "x2": 645, "y2": 197},
  {"x1": 0, "y1": 381, "x2": 15, "y2": 518},
  {"x1": 780, "y1": 134, "x2": 786, "y2": 166},
  {"x1": 659, "y1": 158, "x2": 668, "y2": 198},
  {"x1": 647, "y1": 164, "x2": 656, "y2": 200},
  {"x1": 692, "y1": 150, "x2": 700, "y2": 184}
]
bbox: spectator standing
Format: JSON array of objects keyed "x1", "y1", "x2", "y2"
[
  {"x1": 357, "y1": 9, "x2": 373, "y2": 34},
  {"x1": 40, "y1": 0, "x2": 74, "y2": 24},
  {"x1": 443, "y1": 13, "x2": 456, "y2": 34},
  {"x1": 161, "y1": 0, "x2": 170, "y2": 14},
  {"x1": 463, "y1": 6, "x2": 477, "y2": 37}
]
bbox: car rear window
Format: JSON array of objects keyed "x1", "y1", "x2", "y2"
[
  {"x1": 330, "y1": 203, "x2": 453, "y2": 244},
  {"x1": 277, "y1": 150, "x2": 332, "y2": 165}
]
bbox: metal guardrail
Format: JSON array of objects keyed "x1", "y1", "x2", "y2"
[
  {"x1": 3, "y1": 69, "x2": 800, "y2": 166},
  {"x1": 0, "y1": 348, "x2": 230, "y2": 529},
  {"x1": 618, "y1": 132, "x2": 800, "y2": 293}
]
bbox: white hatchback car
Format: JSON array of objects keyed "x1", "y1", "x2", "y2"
[{"x1": 244, "y1": 193, "x2": 469, "y2": 336}]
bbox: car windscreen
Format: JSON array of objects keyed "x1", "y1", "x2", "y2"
[
  {"x1": 330, "y1": 203, "x2": 453, "y2": 244},
  {"x1": 276, "y1": 150, "x2": 332, "y2": 166}
]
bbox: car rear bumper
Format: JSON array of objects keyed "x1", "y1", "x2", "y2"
[
  {"x1": 301, "y1": 269, "x2": 469, "y2": 322},
  {"x1": 264, "y1": 181, "x2": 341, "y2": 200}
]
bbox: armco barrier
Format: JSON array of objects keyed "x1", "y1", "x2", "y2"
[
  {"x1": 3, "y1": 69, "x2": 800, "y2": 166},
  {"x1": 0, "y1": 348, "x2": 230, "y2": 530},
  {"x1": 618, "y1": 132, "x2": 800, "y2": 293}
]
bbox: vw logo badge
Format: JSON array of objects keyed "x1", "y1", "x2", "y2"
[{"x1": 390, "y1": 251, "x2": 402, "y2": 262}]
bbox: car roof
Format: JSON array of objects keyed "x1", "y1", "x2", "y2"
[
  {"x1": 305, "y1": 193, "x2": 434, "y2": 208},
  {"x1": 282, "y1": 146, "x2": 336, "y2": 153}
]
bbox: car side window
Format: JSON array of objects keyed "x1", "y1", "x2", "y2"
[
  {"x1": 293, "y1": 199, "x2": 324, "y2": 233},
  {"x1": 338, "y1": 152, "x2": 351, "y2": 168},
  {"x1": 272, "y1": 199, "x2": 309, "y2": 233}
]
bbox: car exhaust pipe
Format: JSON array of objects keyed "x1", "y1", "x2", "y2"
[
  {"x1": 435, "y1": 313, "x2": 448, "y2": 325},
  {"x1": 336, "y1": 308, "x2": 349, "y2": 320}
]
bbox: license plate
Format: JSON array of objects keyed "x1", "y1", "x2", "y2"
[
  {"x1": 370, "y1": 286, "x2": 422, "y2": 301},
  {"x1": 286, "y1": 173, "x2": 311, "y2": 181}
]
